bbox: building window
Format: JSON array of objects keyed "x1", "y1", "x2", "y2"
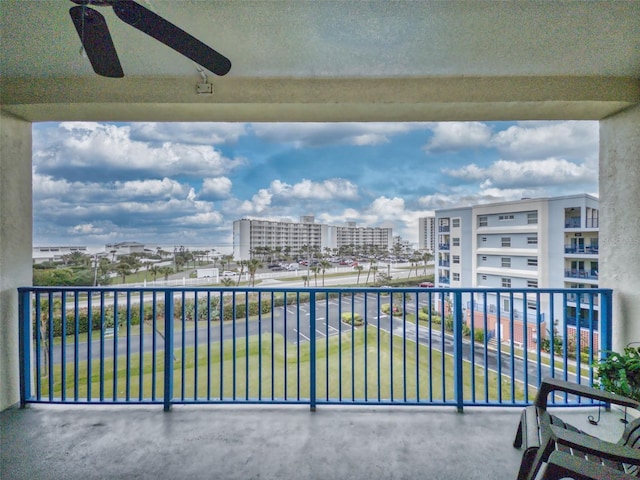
[
  {"x1": 501, "y1": 237, "x2": 511, "y2": 247},
  {"x1": 478, "y1": 216, "x2": 488, "y2": 227},
  {"x1": 481, "y1": 256, "x2": 487, "y2": 261},
  {"x1": 452, "y1": 237, "x2": 460, "y2": 246},
  {"x1": 527, "y1": 212, "x2": 538, "y2": 224},
  {"x1": 481, "y1": 275, "x2": 487, "y2": 280},
  {"x1": 527, "y1": 258, "x2": 538, "y2": 266},
  {"x1": 499, "y1": 214, "x2": 515, "y2": 221},
  {"x1": 501, "y1": 257, "x2": 511, "y2": 268},
  {"x1": 481, "y1": 237, "x2": 487, "y2": 243},
  {"x1": 527, "y1": 280, "x2": 538, "y2": 288},
  {"x1": 453, "y1": 273, "x2": 460, "y2": 281},
  {"x1": 527, "y1": 236, "x2": 538, "y2": 245},
  {"x1": 502, "y1": 278, "x2": 511, "y2": 287},
  {"x1": 527, "y1": 300, "x2": 537, "y2": 310},
  {"x1": 453, "y1": 255, "x2": 460, "y2": 264},
  {"x1": 452, "y1": 218, "x2": 460, "y2": 228}
]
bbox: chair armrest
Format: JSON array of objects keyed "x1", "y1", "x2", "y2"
[
  {"x1": 535, "y1": 377, "x2": 640, "y2": 410},
  {"x1": 543, "y1": 451, "x2": 635, "y2": 480},
  {"x1": 549, "y1": 425, "x2": 640, "y2": 466}
]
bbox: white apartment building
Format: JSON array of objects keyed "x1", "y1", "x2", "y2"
[
  {"x1": 32, "y1": 245, "x2": 88, "y2": 264},
  {"x1": 418, "y1": 215, "x2": 436, "y2": 253},
  {"x1": 233, "y1": 216, "x2": 392, "y2": 260},
  {"x1": 435, "y1": 194, "x2": 599, "y2": 348}
]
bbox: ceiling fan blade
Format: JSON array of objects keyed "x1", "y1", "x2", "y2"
[
  {"x1": 111, "y1": 0, "x2": 231, "y2": 76},
  {"x1": 69, "y1": 6, "x2": 124, "y2": 78}
]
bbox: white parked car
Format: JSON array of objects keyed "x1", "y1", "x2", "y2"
[{"x1": 222, "y1": 271, "x2": 237, "y2": 277}]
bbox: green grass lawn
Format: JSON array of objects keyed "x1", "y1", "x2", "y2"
[{"x1": 40, "y1": 326, "x2": 528, "y2": 404}]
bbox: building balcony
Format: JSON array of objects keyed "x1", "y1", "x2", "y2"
[
  {"x1": 6, "y1": 285, "x2": 615, "y2": 479},
  {"x1": 438, "y1": 244, "x2": 450, "y2": 251},
  {"x1": 7, "y1": 285, "x2": 619, "y2": 479},
  {"x1": 564, "y1": 217, "x2": 582, "y2": 228},
  {"x1": 564, "y1": 246, "x2": 599, "y2": 255},
  {"x1": 564, "y1": 269, "x2": 599, "y2": 280}
]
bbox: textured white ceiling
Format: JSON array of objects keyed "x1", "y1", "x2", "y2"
[{"x1": 2, "y1": 0, "x2": 639, "y2": 79}]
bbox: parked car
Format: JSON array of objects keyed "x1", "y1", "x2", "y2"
[
  {"x1": 419, "y1": 282, "x2": 434, "y2": 288},
  {"x1": 222, "y1": 271, "x2": 238, "y2": 277}
]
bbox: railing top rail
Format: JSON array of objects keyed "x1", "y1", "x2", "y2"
[{"x1": 18, "y1": 285, "x2": 614, "y2": 295}]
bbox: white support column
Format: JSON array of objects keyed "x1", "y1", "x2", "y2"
[
  {"x1": 0, "y1": 112, "x2": 32, "y2": 410},
  {"x1": 600, "y1": 104, "x2": 640, "y2": 352}
]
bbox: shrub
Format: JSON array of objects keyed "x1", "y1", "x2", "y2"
[
  {"x1": 341, "y1": 312, "x2": 364, "y2": 326},
  {"x1": 381, "y1": 303, "x2": 402, "y2": 315},
  {"x1": 473, "y1": 328, "x2": 485, "y2": 343}
]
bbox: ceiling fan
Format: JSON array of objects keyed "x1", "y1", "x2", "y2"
[{"x1": 69, "y1": 0, "x2": 231, "y2": 78}]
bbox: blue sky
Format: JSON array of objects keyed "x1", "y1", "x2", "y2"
[{"x1": 32, "y1": 121, "x2": 599, "y2": 253}]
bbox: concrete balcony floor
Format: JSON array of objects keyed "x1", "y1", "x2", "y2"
[{"x1": 1, "y1": 404, "x2": 628, "y2": 480}]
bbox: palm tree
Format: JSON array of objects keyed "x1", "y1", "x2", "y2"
[
  {"x1": 319, "y1": 260, "x2": 331, "y2": 286},
  {"x1": 310, "y1": 266, "x2": 321, "y2": 286},
  {"x1": 236, "y1": 260, "x2": 247, "y2": 286},
  {"x1": 421, "y1": 251, "x2": 433, "y2": 275},
  {"x1": 365, "y1": 259, "x2": 377, "y2": 284},
  {"x1": 114, "y1": 261, "x2": 131, "y2": 283},
  {"x1": 149, "y1": 264, "x2": 160, "y2": 281},
  {"x1": 221, "y1": 277, "x2": 235, "y2": 287},
  {"x1": 354, "y1": 265, "x2": 364, "y2": 285},
  {"x1": 247, "y1": 258, "x2": 263, "y2": 286},
  {"x1": 159, "y1": 266, "x2": 173, "y2": 281},
  {"x1": 302, "y1": 275, "x2": 309, "y2": 287}
]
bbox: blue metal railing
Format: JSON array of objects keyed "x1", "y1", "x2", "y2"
[{"x1": 18, "y1": 286, "x2": 611, "y2": 410}]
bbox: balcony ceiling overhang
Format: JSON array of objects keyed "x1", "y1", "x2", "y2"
[{"x1": 1, "y1": 0, "x2": 639, "y2": 123}]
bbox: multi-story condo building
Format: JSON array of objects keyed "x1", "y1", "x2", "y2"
[
  {"x1": 418, "y1": 215, "x2": 436, "y2": 253},
  {"x1": 233, "y1": 216, "x2": 392, "y2": 260},
  {"x1": 327, "y1": 222, "x2": 393, "y2": 253},
  {"x1": 435, "y1": 194, "x2": 599, "y2": 349}
]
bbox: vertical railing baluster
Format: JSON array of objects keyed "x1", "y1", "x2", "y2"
[
  {"x1": 163, "y1": 290, "x2": 174, "y2": 411},
  {"x1": 351, "y1": 291, "x2": 355, "y2": 402},
  {"x1": 99, "y1": 291, "x2": 105, "y2": 402},
  {"x1": 219, "y1": 291, "x2": 224, "y2": 400},
  {"x1": 48, "y1": 292, "x2": 53, "y2": 402},
  {"x1": 206, "y1": 291, "x2": 212, "y2": 401},
  {"x1": 258, "y1": 291, "x2": 262, "y2": 401},
  {"x1": 496, "y1": 291, "x2": 502, "y2": 403},
  {"x1": 61, "y1": 291, "x2": 66, "y2": 401},
  {"x1": 125, "y1": 291, "x2": 131, "y2": 402},
  {"x1": 87, "y1": 291, "x2": 92, "y2": 402},
  {"x1": 363, "y1": 290, "x2": 369, "y2": 403},
  {"x1": 18, "y1": 289, "x2": 32, "y2": 407},
  {"x1": 245, "y1": 291, "x2": 250, "y2": 401},
  {"x1": 509, "y1": 291, "x2": 515, "y2": 403},
  {"x1": 194, "y1": 290, "x2": 199, "y2": 401},
  {"x1": 139, "y1": 291, "x2": 144, "y2": 402},
  {"x1": 454, "y1": 290, "x2": 464, "y2": 413},
  {"x1": 113, "y1": 293, "x2": 119, "y2": 402},
  {"x1": 310, "y1": 290, "x2": 317, "y2": 411},
  {"x1": 73, "y1": 291, "x2": 79, "y2": 401},
  {"x1": 402, "y1": 291, "x2": 406, "y2": 403},
  {"x1": 151, "y1": 291, "x2": 157, "y2": 402},
  {"x1": 35, "y1": 292, "x2": 42, "y2": 401},
  {"x1": 181, "y1": 291, "x2": 186, "y2": 401}
]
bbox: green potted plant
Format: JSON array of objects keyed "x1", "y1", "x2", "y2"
[{"x1": 594, "y1": 345, "x2": 640, "y2": 402}]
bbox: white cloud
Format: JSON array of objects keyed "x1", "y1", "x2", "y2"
[
  {"x1": 129, "y1": 123, "x2": 247, "y2": 145},
  {"x1": 33, "y1": 122, "x2": 246, "y2": 180},
  {"x1": 201, "y1": 177, "x2": 233, "y2": 198},
  {"x1": 270, "y1": 178, "x2": 359, "y2": 200},
  {"x1": 444, "y1": 158, "x2": 596, "y2": 187},
  {"x1": 424, "y1": 122, "x2": 493, "y2": 152},
  {"x1": 251, "y1": 123, "x2": 426, "y2": 147},
  {"x1": 175, "y1": 212, "x2": 224, "y2": 226},
  {"x1": 491, "y1": 121, "x2": 598, "y2": 160}
]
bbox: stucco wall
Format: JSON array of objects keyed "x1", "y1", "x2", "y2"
[
  {"x1": 0, "y1": 112, "x2": 32, "y2": 409},
  {"x1": 600, "y1": 104, "x2": 640, "y2": 352}
]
